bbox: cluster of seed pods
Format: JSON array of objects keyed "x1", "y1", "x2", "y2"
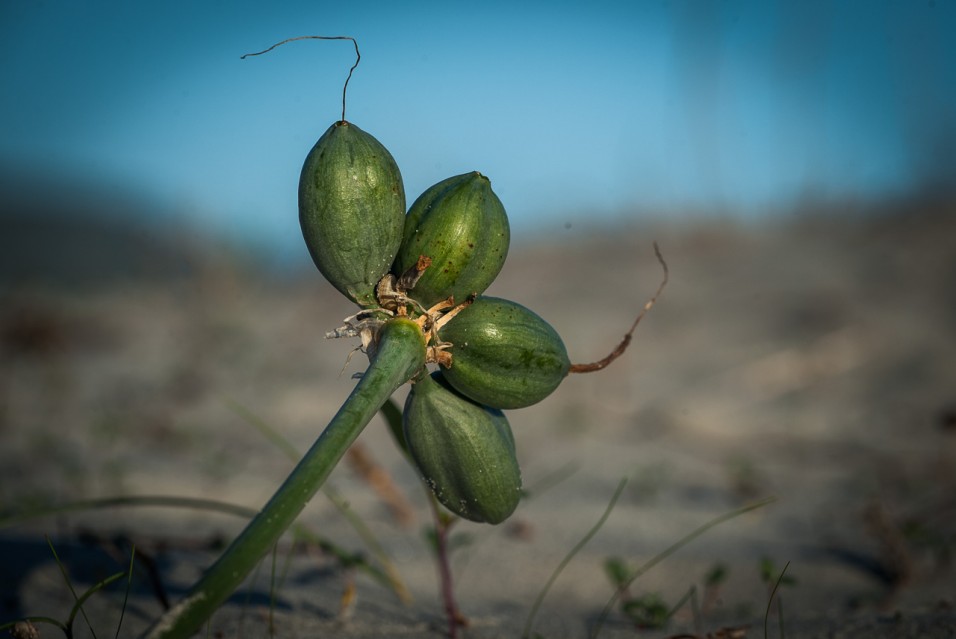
[
  {"x1": 141, "y1": 38, "x2": 668, "y2": 639},
  {"x1": 301, "y1": 121, "x2": 578, "y2": 523}
]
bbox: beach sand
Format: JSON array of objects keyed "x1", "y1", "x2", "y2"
[{"x1": 2, "y1": 195, "x2": 954, "y2": 637}]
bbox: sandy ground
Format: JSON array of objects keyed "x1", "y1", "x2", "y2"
[{"x1": 1, "y1": 194, "x2": 955, "y2": 637}]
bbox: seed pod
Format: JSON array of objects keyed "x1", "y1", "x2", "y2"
[
  {"x1": 403, "y1": 371, "x2": 521, "y2": 524},
  {"x1": 299, "y1": 121, "x2": 405, "y2": 308},
  {"x1": 439, "y1": 296, "x2": 570, "y2": 409},
  {"x1": 393, "y1": 172, "x2": 509, "y2": 308}
]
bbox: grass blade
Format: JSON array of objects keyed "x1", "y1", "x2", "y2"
[
  {"x1": 224, "y1": 398, "x2": 301, "y2": 461},
  {"x1": 522, "y1": 478, "x2": 628, "y2": 639},
  {"x1": 227, "y1": 397, "x2": 412, "y2": 603},
  {"x1": 114, "y1": 545, "x2": 136, "y2": 639},
  {"x1": 2, "y1": 493, "x2": 397, "y2": 595},
  {"x1": 0, "y1": 495, "x2": 255, "y2": 528},
  {"x1": 324, "y1": 486, "x2": 413, "y2": 603},
  {"x1": 45, "y1": 535, "x2": 98, "y2": 638},
  {"x1": 764, "y1": 560, "x2": 791, "y2": 639},
  {"x1": 66, "y1": 571, "x2": 127, "y2": 637}
]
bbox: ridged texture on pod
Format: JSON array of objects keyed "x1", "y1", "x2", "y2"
[
  {"x1": 439, "y1": 296, "x2": 570, "y2": 409},
  {"x1": 299, "y1": 121, "x2": 405, "y2": 308},
  {"x1": 403, "y1": 372, "x2": 521, "y2": 524},
  {"x1": 393, "y1": 172, "x2": 509, "y2": 308}
]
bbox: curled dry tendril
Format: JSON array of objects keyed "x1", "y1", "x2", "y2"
[
  {"x1": 568, "y1": 241, "x2": 669, "y2": 374},
  {"x1": 241, "y1": 35, "x2": 360, "y2": 123}
]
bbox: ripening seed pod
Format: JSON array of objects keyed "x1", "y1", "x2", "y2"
[
  {"x1": 403, "y1": 371, "x2": 521, "y2": 524},
  {"x1": 438, "y1": 296, "x2": 570, "y2": 409},
  {"x1": 299, "y1": 121, "x2": 405, "y2": 307},
  {"x1": 393, "y1": 172, "x2": 509, "y2": 308}
]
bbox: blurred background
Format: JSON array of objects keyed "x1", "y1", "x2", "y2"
[
  {"x1": 1, "y1": 0, "x2": 954, "y2": 268},
  {"x1": 2, "y1": 2, "x2": 956, "y2": 635}
]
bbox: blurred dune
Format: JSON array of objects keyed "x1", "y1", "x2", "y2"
[{"x1": 0, "y1": 169, "x2": 239, "y2": 289}]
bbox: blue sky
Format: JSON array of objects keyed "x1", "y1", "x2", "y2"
[{"x1": 2, "y1": 1, "x2": 954, "y2": 258}]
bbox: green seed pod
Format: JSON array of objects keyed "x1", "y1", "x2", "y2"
[
  {"x1": 403, "y1": 371, "x2": 521, "y2": 524},
  {"x1": 299, "y1": 121, "x2": 405, "y2": 308},
  {"x1": 393, "y1": 172, "x2": 509, "y2": 308},
  {"x1": 439, "y1": 296, "x2": 570, "y2": 409}
]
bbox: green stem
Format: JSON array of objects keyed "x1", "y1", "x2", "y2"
[{"x1": 143, "y1": 318, "x2": 425, "y2": 639}]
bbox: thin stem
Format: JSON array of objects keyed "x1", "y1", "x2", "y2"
[
  {"x1": 523, "y1": 479, "x2": 627, "y2": 639},
  {"x1": 379, "y1": 395, "x2": 464, "y2": 633},
  {"x1": 429, "y1": 501, "x2": 465, "y2": 638},
  {"x1": 324, "y1": 485, "x2": 413, "y2": 604},
  {"x1": 241, "y1": 35, "x2": 360, "y2": 122},
  {"x1": 46, "y1": 535, "x2": 99, "y2": 638},
  {"x1": 2, "y1": 492, "x2": 397, "y2": 596},
  {"x1": 143, "y1": 319, "x2": 425, "y2": 639},
  {"x1": 0, "y1": 495, "x2": 257, "y2": 528},
  {"x1": 764, "y1": 560, "x2": 791, "y2": 639},
  {"x1": 227, "y1": 398, "x2": 412, "y2": 602},
  {"x1": 67, "y1": 571, "x2": 128, "y2": 637},
  {"x1": 115, "y1": 545, "x2": 136, "y2": 639}
]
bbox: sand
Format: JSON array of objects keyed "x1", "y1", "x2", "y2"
[{"x1": 2, "y1": 194, "x2": 955, "y2": 637}]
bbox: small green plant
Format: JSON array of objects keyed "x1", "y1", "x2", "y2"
[
  {"x1": 621, "y1": 592, "x2": 671, "y2": 629},
  {"x1": 590, "y1": 498, "x2": 775, "y2": 639},
  {"x1": 759, "y1": 557, "x2": 797, "y2": 592},
  {"x1": 600, "y1": 558, "x2": 696, "y2": 631},
  {"x1": 603, "y1": 557, "x2": 674, "y2": 629},
  {"x1": 702, "y1": 561, "x2": 730, "y2": 614},
  {"x1": 598, "y1": 559, "x2": 736, "y2": 633},
  {"x1": 140, "y1": 35, "x2": 667, "y2": 638},
  {"x1": 0, "y1": 537, "x2": 135, "y2": 639},
  {"x1": 760, "y1": 558, "x2": 795, "y2": 638}
]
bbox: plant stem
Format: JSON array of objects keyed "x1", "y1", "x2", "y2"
[
  {"x1": 380, "y1": 394, "x2": 465, "y2": 637},
  {"x1": 143, "y1": 319, "x2": 425, "y2": 639},
  {"x1": 430, "y1": 502, "x2": 464, "y2": 639},
  {"x1": 523, "y1": 478, "x2": 627, "y2": 639}
]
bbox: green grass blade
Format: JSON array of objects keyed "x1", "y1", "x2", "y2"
[
  {"x1": 764, "y1": 560, "x2": 791, "y2": 639},
  {"x1": 115, "y1": 545, "x2": 136, "y2": 639},
  {"x1": 0, "y1": 495, "x2": 257, "y2": 528},
  {"x1": 2, "y1": 492, "x2": 398, "y2": 596},
  {"x1": 522, "y1": 478, "x2": 628, "y2": 639},
  {"x1": 45, "y1": 535, "x2": 98, "y2": 638},
  {"x1": 665, "y1": 585, "x2": 696, "y2": 623},
  {"x1": 520, "y1": 462, "x2": 581, "y2": 501},
  {"x1": 324, "y1": 486, "x2": 413, "y2": 604},
  {"x1": 66, "y1": 571, "x2": 127, "y2": 636},
  {"x1": 223, "y1": 398, "x2": 300, "y2": 461}
]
